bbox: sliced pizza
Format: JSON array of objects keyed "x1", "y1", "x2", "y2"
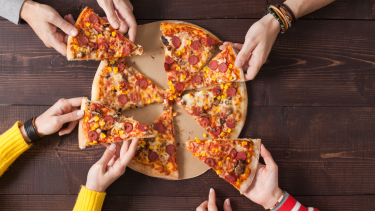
[
  {"x1": 78, "y1": 97, "x2": 156, "y2": 149},
  {"x1": 67, "y1": 7, "x2": 144, "y2": 61},
  {"x1": 160, "y1": 21, "x2": 222, "y2": 93},
  {"x1": 92, "y1": 58, "x2": 165, "y2": 111},
  {"x1": 128, "y1": 107, "x2": 179, "y2": 179},
  {"x1": 186, "y1": 43, "x2": 245, "y2": 90},
  {"x1": 187, "y1": 138, "x2": 261, "y2": 193},
  {"x1": 176, "y1": 82, "x2": 247, "y2": 139}
]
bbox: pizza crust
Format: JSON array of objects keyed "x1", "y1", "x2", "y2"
[
  {"x1": 78, "y1": 97, "x2": 89, "y2": 149},
  {"x1": 239, "y1": 138, "x2": 261, "y2": 194},
  {"x1": 228, "y1": 43, "x2": 245, "y2": 82},
  {"x1": 128, "y1": 160, "x2": 179, "y2": 180},
  {"x1": 91, "y1": 60, "x2": 108, "y2": 102},
  {"x1": 229, "y1": 82, "x2": 248, "y2": 139},
  {"x1": 67, "y1": 7, "x2": 89, "y2": 61}
]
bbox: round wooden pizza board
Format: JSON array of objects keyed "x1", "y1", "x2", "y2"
[{"x1": 120, "y1": 21, "x2": 246, "y2": 180}]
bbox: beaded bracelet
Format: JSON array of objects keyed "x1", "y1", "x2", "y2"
[{"x1": 266, "y1": 4, "x2": 295, "y2": 34}]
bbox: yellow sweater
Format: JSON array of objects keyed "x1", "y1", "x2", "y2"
[{"x1": 0, "y1": 122, "x2": 106, "y2": 211}]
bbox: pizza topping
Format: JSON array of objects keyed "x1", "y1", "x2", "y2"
[
  {"x1": 88, "y1": 131, "x2": 98, "y2": 141},
  {"x1": 175, "y1": 82, "x2": 184, "y2": 92},
  {"x1": 89, "y1": 43, "x2": 98, "y2": 50},
  {"x1": 124, "y1": 122, "x2": 133, "y2": 133},
  {"x1": 123, "y1": 46, "x2": 131, "y2": 54},
  {"x1": 236, "y1": 151, "x2": 247, "y2": 161},
  {"x1": 138, "y1": 123, "x2": 148, "y2": 132},
  {"x1": 103, "y1": 115, "x2": 114, "y2": 124},
  {"x1": 218, "y1": 63, "x2": 228, "y2": 73},
  {"x1": 229, "y1": 148, "x2": 237, "y2": 159},
  {"x1": 88, "y1": 14, "x2": 98, "y2": 23},
  {"x1": 213, "y1": 86, "x2": 222, "y2": 96},
  {"x1": 118, "y1": 63, "x2": 126, "y2": 72},
  {"x1": 93, "y1": 25, "x2": 102, "y2": 33},
  {"x1": 119, "y1": 81, "x2": 128, "y2": 91},
  {"x1": 188, "y1": 55, "x2": 199, "y2": 65},
  {"x1": 78, "y1": 36, "x2": 89, "y2": 45},
  {"x1": 191, "y1": 40, "x2": 202, "y2": 50},
  {"x1": 138, "y1": 79, "x2": 148, "y2": 89},
  {"x1": 235, "y1": 161, "x2": 246, "y2": 175},
  {"x1": 114, "y1": 137, "x2": 123, "y2": 142},
  {"x1": 209, "y1": 60, "x2": 218, "y2": 70},
  {"x1": 153, "y1": 122, "x2": 165, "y2": 133},
  {"x1": 199, "y1": 117, "x2": 210, "y2": 127},
  {"x1": 225, "y1": 175, "x2": 236, "y2": 183},
  {"x1": 116, "y1": 32, "x2": 124, "y2": 40},
  {"x1": 99, "y1": 42, "x2": 109, "y2": 51},
  {"x1": 193, "y1": 107, "x2": 202, "y2": 116},
  {"x1": 164, "y1": 62, "x2": 170, "y2": 72},
  {"x1": 161, "y1": 36, "x2": 169, "y2": 46},
  {"x1": 193, "y1": 75, "x2": 202, "y2": 84},
  {"x1": 165, "y1": 56, "x2": 175, "y2": 64},
  {"x1": 226, "y1": 118, "x2": 236, "y2": 128},
  {"x1": 227, "y1": 87, "x2": 237, "y2": 96},
  {"x1": 172, "y1": 36, "x2": 181, "y2": 48},
  {"x1": 118, "y1": 94, "x2": 128, "y2": 104},
  {"x1": 131, "y1": 93, "x2": 141, "y2": 102},
  {"x1": 206, "y1": 37, "x2": 216, "y2": 47},
  {"x1": 149, "y1": 151, "x2": 159, "y2": 161},
  {"x1": 166, "y1": 144, "x2": 176, "y2": 155},
  {"x1": 211, "y1": 126, "x2": 221, "y2": 136},
  {"x1": 204, "y1": 158, "x2": 215, "y2": 167}
]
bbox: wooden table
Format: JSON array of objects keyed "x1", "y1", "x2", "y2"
[{"x1": 1, "y1": 0, "x2": 375, "y2": 210}]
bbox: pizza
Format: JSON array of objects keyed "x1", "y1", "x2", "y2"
[
  {"x1": 92, "y1": 58, "x2": 165, "y2": 111},
  {"x1": 176, "y1": 82, "x2": 247, "y2": 139},
  {"x1": 67, "y1": 7, "x2": 144, "y2": 61},
  {"x1": 186, "y1": 43, "x2": 245, "y2": 90},
  {"x1": 78, "y1": 97, "x2": 156, "y2": 149},
  {"x1": 160, "y1": 21, "x2": 222, "y2": 94},
  {"x1": 128, "y1": 107, "x2": 179, "y2": 179},
  {"x1": 186, "y1": 138, "x2": 261, "y2": 193}
]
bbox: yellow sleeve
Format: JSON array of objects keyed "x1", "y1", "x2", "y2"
[
  {"x1": 0, "y1": 122, "x2": 31, "y2": 176},
  {"x1": 73, "y1": 186, "x2": 106, "y2": 211}
]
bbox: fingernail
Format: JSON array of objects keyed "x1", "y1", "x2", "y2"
[
  {"x1": 71, "y1": 28, "x2": 78, "y2": 36},
  {"x1": 262, "y1": 144, "x2": 264, "y2": 147},
  {"x1": 210, "y1": 188, "x2": 213, "y2": 193},
  {"x1": 59, "y1": 132, "x2": 64, "y2": 136},
  {"x1": 226, "y1": 198, "x2": 230, "y2": 206},
  {"x1": 109, "y1": 143, "x2": 116, "y2": 151},
  {"x1": 112, "y1": 21, "x2": 120, "y2": 29},
  {"x1": 77, "y1": 110, "x2": 84, "y2": 116},
  {"x1": 235, "y1": 60, "x2": 242, "y2": 68}
]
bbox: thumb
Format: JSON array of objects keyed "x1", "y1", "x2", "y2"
[
  {"x1": 223, "y1": 198, "x2": 233, "y2": 211},
  {"x1": 234, "y1": 38, "x2": 256, "y2": 68},
  {"x1": 50, "y1": 15, "x2": 78, "y2": 36},
  {"x1": 261, "y1": 144, "x2": 277, "y2": 170},
  {"x1": 56, "y1": 110, "x2": 84, "y2": 125},
  {"x1": 99, "y1": 1, "x2": 121, "y2": 29},
  {"x1": 97, "y1": 143, "x2": 117, "y2": 166}
]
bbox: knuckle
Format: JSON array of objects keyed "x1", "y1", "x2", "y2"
[{"x1": 57, "y1": 98, "x2": 66, "y2": 105}]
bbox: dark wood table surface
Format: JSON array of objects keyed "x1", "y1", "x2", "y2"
[{"x1": 1, "y1": 0, "x2": 375, "y2": 210}]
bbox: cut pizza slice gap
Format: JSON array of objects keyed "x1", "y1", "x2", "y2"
[
  {"x1": 176, "y1": 82, "x2": 247, "y2": 139},
  {"x1": 186, "y1": 138, "x2": 261, "y2": 193},
  {"x1": 78, "y1": 97, "x2": 156, "y2": 149},
  {"x1": 67, "y1": 7, "x2": 144, "y2": 61},
  {"x1": 92, "y1": 58, "x2": 165, "y2": 111},
  {"x1": 128, "y1": 107, "x2": 179, "y2": 179}
]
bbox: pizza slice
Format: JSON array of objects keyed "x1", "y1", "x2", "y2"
[
  {"x1": 160, "y1": 21, "x2": 222, "y2": 93},
  {"x1": 186, "y1": 138, "x2": 261, "y2": 193},
  {"x1": 128, "y1": 107, "x2": 179, "y2": 179},
  {"x1": 67, "y1": 7, "x2": 144, "y2": 61},
  {"x1": 176, "y1": 82, "x2": 247, "y2": 139},
  {"x1": 186, "y1": 43, "x2": 245, "y2": 90},
  {"x1": 92, "y1": 58, "x2": 165, "y2": 111},
  {"x1": 78, "y1": 97, "x2": 156, "y2": 149}
]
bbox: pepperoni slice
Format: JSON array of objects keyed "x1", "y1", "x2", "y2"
[
  {"x1": 236, "y1": 151, "x2": 247, "y2": 161},
  {"x1": 175, "y1": 82, "x2": 184, "y2": 92},
  {"x1": 118, "y1": 94, "x2": 128, "y2": 104},
  {"x1": 88, "y1": 131, "x2": 98, "y2": 141},
  {"x1": 149, "y1": 151, "x2": 159, "y2": 162},
  {"x1": 164, "y1": 62, "x2": 170, "y2": 72},
  {"x1": 138, "y1": 123, "x2": 148, "y2": 132},
  {"x1": 118, "y1": 63, "x2": 125, "y2": 72},
  {"x1": 204, "y1": 158, "x2": 215, "y2": 167},
  {"x1": 138, "y1": 79, "x2": 148, "y2": 89},
  {"x1": 226, "y1": 118, "x2": 235, "y2": 128},
  {"x1": 206, "y1": 37, "x2": 216, "y2": 47},
  {"x1": 210, "y1": 126, "x2": 221, "y2": 137},
  {"x1": 131, "y1": 93, "x2": 141, "y2": 102},
  {"x1": 225, "y1": 175, "x2": 236, "y2": 183},
  {"x1": 209, "y1": 60, "x2": 218, "y2": 70},
  {"x1": 78, "y1": 36, "x2": 88, "y2": 45},
  {"x1": 213, "y1": 86, "x2": 222, "y2": 96},
  {"x1": 89, "y1": 14, "x2": 98, "y2": 23},
  {"x1": 103, "y1": 115, "x2": 114, "y2": 124},
  {"x1": 171, "y1": 36, "x2": 181, "y2": 48},
  {"x1": 123, "y1": 46, "x2": 131, "y2": 55},
  {"x1": 193, "y1": 107, "x2": 202, "y2": 116},
  {"x1": 120, "y1": 81, "x2": 128, "y2": 91},
  {"x1": 116, "y1": 32, "x2": 124, "y2": 40},
  {"x1": 93, "y1": 25, "x2": 102, "y2": 33},
  {"x1": 167, "y1": 98, "x2": 175, "y2": 106},
  {"x1": 227, "y1": 87, "x2": 237, "y2": 96},
  {"x1": 114, "y1": 137, "x2": 123, "y2": 142},
  {"x1": 99, "y1": 42, "x2": 109, "y2": 51},
  {"x1": 89, "y1": 43, "x2": 98, "y2": 50},
  {"x1": 165, "y1": 56, "x2": 175, "y2": 64},
  {"x1": 193, "y1": 75, "x2": 202, "y2": 84},
  {"x1": 153, "y1": 122, "x2": 165, "y2": 133},
  {"x1": 166, "y1": 144, "x2": 176, "y2": 155},
  {"x1": 96, "y1": 103, "x2": 104, "y2": 108},
  {"x1": 219, "y1": 63, "x2": 228, "y2": 73},
  {"x1": 188, "y1": 55, "x2": 199, "y2": 65},
  {"x1": 191, "y1": 40, "x2": 201, "y2": 50},
  {"x1": 124, "y1": 123, "x2": 133, "y2": 133},
  {"x1": 199, "y1": 117, "x2": 210, "y2": 127},
  {"x1": 229, "y1": 148, "x2": 237, "y2": 159}
]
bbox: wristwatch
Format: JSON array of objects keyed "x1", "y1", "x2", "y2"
[{"x1": 268, "y1": 190, "x2": 285, "y2": 210}]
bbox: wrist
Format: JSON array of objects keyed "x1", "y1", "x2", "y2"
[
  {"x1": 20, "y1": 126, "x2": 32, "y2": 143},
  {"x1": 264, "y1": 13, "x2": 281, "y2": 32},
  {"x1": 20, "y1": 0, "x2": 38, "y2": 21},
  {"x1": 262, "y1": 187, "x2": 283, "y2": 209},
  {"x1": 86, "y1": 182, "x2": 106, "y2": 193},
  {"x1": 34, "y1": 116, "x2": 46, "y2": 136}
]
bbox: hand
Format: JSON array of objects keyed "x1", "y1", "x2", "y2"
[
  {"x1": 243, "y1": 145, "x2": 283, "y2": 209},
  {"x1": 97, "y1": 0, "x2": 137, "y2": 42},
  {"x1": 20, "y1": 1, "x2": 78, "y2": 56},
  {"x1": 219, "y1": 14, "x2": 280, "y2": 81},
  {"x1": 196, "y1": 188, "x2": 232, "y2": 211},
  {"x1": 86, "y1": 139, "x2": 138, "y2": 192}
]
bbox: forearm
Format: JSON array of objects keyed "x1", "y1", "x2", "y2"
[
  {"x1": 0, "y1": 0, "x2": 26, "y2": 24},
  {"x1": 284, "y1": 0, "x2": 335, "y2": 19},
  {"x1": 73, "y1": 186, "x2": 106, "y2": 211}
]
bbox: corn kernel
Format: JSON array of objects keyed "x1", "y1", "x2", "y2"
[
  {"x1": 168, "y1": 81, "x2": 172, "y2": 86},
  {"x1": 91, "y1": 127, "x2": 96, "y2": 131},
  {"x1": 204, "y1": 106, "x2": 207, "y2": 110},
  {"x1": 94, "y1": 123, "x2": 99, "y2": 128},
  {"x1": 247, "y1": 158, "x2": 251, "y2": 163},
  {"x1": 153, "y1": 94, "x2": 156, "y2": 98},
  {"x1": 100, "y1": 121, "x2": 105, "y2": 126},
  {"x1": 196, "y1": 140, "x2": 201, "y2": 144},
  {"x1": 216, "y1": 170, "x2": 221, "y2": 175},
  {"x1": 181, "y1": 48, "x2": 185, "y2": 53},
  {"x1": 157, "y1": 97, "x2": 161, "y2": 101},
  {"x1": 110, "y1": 59, "x2": 115, "y2": 64},
  {"x1": 84, "y1": 117, "x2": 89, "y2": 122},
  {"x1": 74, "y1": 45, "x2": 78, "y2": 50},
  {"x1": 86, "y1": 31, "x2": 90, "y2": 36},
  {"x1": 181, "y1": 74, "x2": 186, "y2": 79},
  {"x1": 236, "y1": 181, "x2": 240, "y2": 186},
  {"x1": 195, "y1": 152, "x2": 200, "y2": 157},
  {"x1": 220, "y1": 132, "x2": 225, "y2": 136},
  {"x1": 176, "y1": 51, "x2": 180, "y2": 56},
  {"x1": 112, "y1": 31, "x2": 116, "y2": 37},
  {"x1": 108, "y1": 67, "x2": 112, "y2": 72},
  {"x1": 203, "y1": 133, "x2": 207, "y2": 137},
  {"x1": 217, "y1": 108, "x2": 220, "y2": 112},
  {"x1": 247, "y1": 153, "x2": 251, "y2": 158},
  {"x1": 141, "y1": 141, "x2": 146, "y2": 146},
  {"x1": 94, "y1": 116, "x2": 99, "y2": 121},
  {"x1": 156, "y1": 144, "x2": 160, "y2": 149},
  {"x1": 226, "y1": 157, "x2": 230, "y2": 160},
  {"x1": 100, "y1": 133, "x2": 106, "y2": 139},
  {"x1": 227, "y1": 128, "x2": 232, "y2": 133},
  {"x1": 98, "y1": 34, "x2": 103, "y2": 38},
  {"x1": 242, "y1": 141, "x2": 248, "y2": 146},
  {"x1": 147, "y1": 99, "x2": 151, "y2": 104},
  {"x1": 149, "y1": 145, "x2": 154, "y2": 150},
  {"x1": 115, "y1": 128, "x2": 119, "y2": 133},
  {"x1": 204, "y1": 53, "x2": 208, "y2": 57},
  {"x1": 141, "y1": 94, "x2": 144, "y2": 99},
  {"x1": 169, "y1": 97, "x2": 174, "y2": 101},
  {"x1": 85, "y1": 23, "x2": 91, "y2": 27},
  {"x1": 205, "y1": 100, "x2": 209, "y2": 104},
  {"x1": 229, "y1": 76, "x2": 233, "y2": 80},
  {"x1": 82, "y1": 49, "x2": 86, "y2": 53},
  {"x1": 217, "y1": 96, "x2": 221, "y2": 100},
  {"x1": 155, "y1": 137, "x2": 160, "y2": 142},
  {"x1": 227, "y1": 70, "x2": 231, "y2": 74},
  {"x1": 159, "y1": 148, "x2": 165, "y2": 153},
  {"x1": 202, "y1": 90, "x2": 205, "y2": 93},
  {"x1": 216, "y1": 72, "x2": 219, "y2": 76},
  {"x1": 173, "y1": 95, "x2": 177, "y2": 99},
  {"x1": 218, "y1": 161, "x2": 222, "y2": 166},
  {"x1": 110, "y1": 45, "x2": 114, "y2": 49},
  {"x1": 93, "y1": 141, "x2": 98, "y2": 144},
  {"x1": 187, "y1": 40, "x2": 191, "y2": 45},
  {"x1": 201, "y1": 152, "x2": 206, "y2": 156},
  {"x1": 189, "y1": 93, "x2": 193, "y2": 98},
  {"x1": 229, "y1": 64, "x2": 233, "y2": 69},
  {"x1": 176, "y1": 66, "x2": 180, "y2": 70},
  {"x1": 195, "y1": 137, "x2": 198, "y2": 140},
  {"x1": 119, "y1": 131, "x2": 124, "y2": 135},
  {"x1": 224, "y1": 85, "x2": 229, "y2": 89},
  {"x1": 199, "y1": 63, "x2": 203, "y2": 67}
]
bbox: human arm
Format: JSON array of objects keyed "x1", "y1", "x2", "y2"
[
  {"x1": 0, "y1": 0, "x2": 25, "y2": 24},
  {"x1": 0, "y1": 97, "x2": 84, "y2": 176},
  {"x1": 223, "y1": 0, "x2": 335, "y2": 81},
  {"x1": 73, "y1": 139, "x2": 138, "y2": 211}
]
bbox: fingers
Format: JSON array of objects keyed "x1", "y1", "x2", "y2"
[
  {"x1": 208, "y1": 188, "x2": 218, "y2": 211},
  {"x1": 261, "y1": 144, "x2": 277, "y2": 170},
  {"x1": 120, "y1": 138, "x2": 138, "y2": 166},
  {"x1": 223, "y1": 198, "x2": 232, "y2": 211},
  {"x1": 55, "y1": 109, "x2": 84, "y2": 125},
  {"x1": 97, "y1": 143, "x2": 117, "y2": 166},
  {"x1": 98, "y1": 0, "x2": 120, "y2": 29},
  {"x1": 49, "y1": 12, "x2": 78, "y2": 36},
  {"x1": 244, "y1": 54, "x2": 262, "y2": 81},
  {"x1": 234, "y1": 39, "x2": 256, "y2": 69},
  {"x1": 49, "y1": 32, "x2": 68, "y2": 56},
  {"x1": 115, "y1": 1, "x2": 137, "y2": 42},
  {"x1": 196, "y1": 201, "x2": 208, "y2": 211},
  {"x1": 64, "y1": 14, "x2": 75, "y2": 25}
]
